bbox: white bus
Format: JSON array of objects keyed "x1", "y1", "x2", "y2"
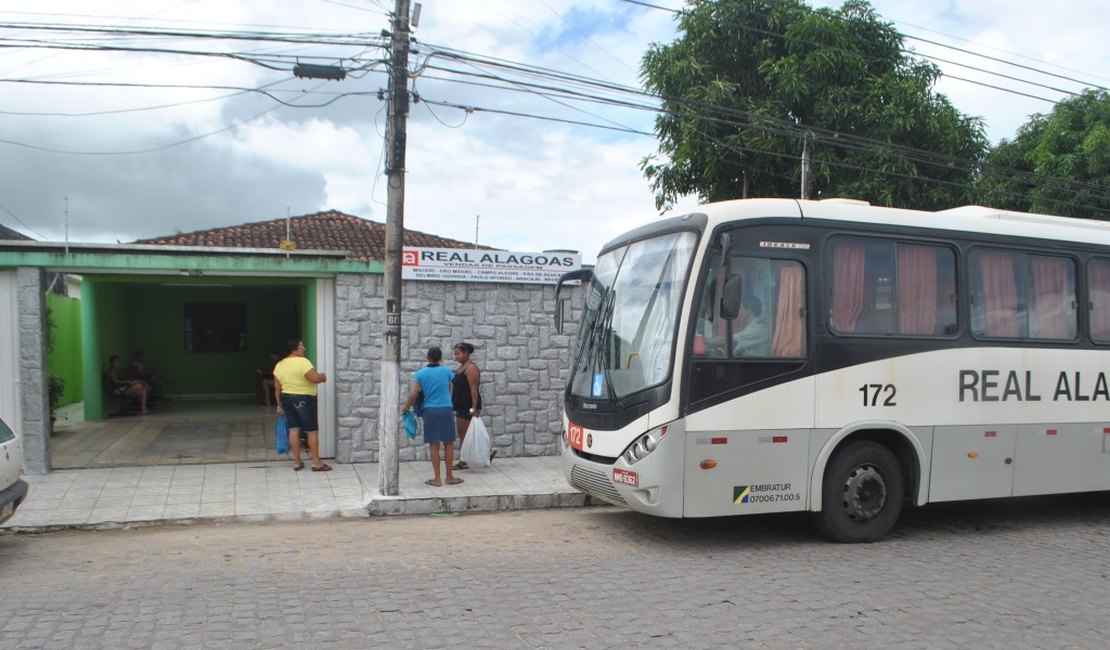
[{"x1": 555, "y1": 198, "x2": 1110, "y2": 542}]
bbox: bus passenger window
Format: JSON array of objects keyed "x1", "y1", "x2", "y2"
[
  {"x1": 1091, "y1": 259, "x2": 1110, "y2": 343},
  {"x1": 970, "y1": 248, "x2": 1076, "y2": 341},
  {"x1": 1028, "y1": 254, "x2": 1076, "y2": 340},
  {"x1": 829, "y1": 238, "x2": 956, "y2": 337}
]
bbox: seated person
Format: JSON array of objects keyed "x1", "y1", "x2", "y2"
[
  {"x1": 732, "y1": 295, "x2": 771, "y2": 357},
  {"x1": 107, "y1": 354, "x2": 149, "y2": 414},
  {"x1": 130, "y1": 350, "x2": 168, "y2": 394},
  {"x1": 694, "y1": 295, "x2": 772, "y2": 358},
  {"x1": 257, "y1": 350, "x2": 280, "y2": 406}
]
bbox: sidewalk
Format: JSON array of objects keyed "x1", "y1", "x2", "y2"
[{"x1": 0, "y1": 455, "x2": 586, "y2": 533}]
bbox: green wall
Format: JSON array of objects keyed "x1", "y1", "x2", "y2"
[
  {"x1": 46, "y1": 293, "x2": 83, "y2": 407},
  {"x1": 89, "y1": 277, "x2": 308, "y2": 399},
  {"x1": 97, "y1": 283, "x2": 131, "y2": 380}
]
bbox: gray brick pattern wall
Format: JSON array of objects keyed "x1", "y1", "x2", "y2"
[
  {"x1": 17, "y1": 267, "x2": 50, "y2": 475},
  {"x1": 334, "y1": 274, "x2": 582, "y2": 463}
]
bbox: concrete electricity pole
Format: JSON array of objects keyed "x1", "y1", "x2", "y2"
[
  {"x1": 379, "y1": 0, "x2": 412, "y2": 496},
  {"x1": 800, "y1": 131, "x2": 814, "y2": 200}
]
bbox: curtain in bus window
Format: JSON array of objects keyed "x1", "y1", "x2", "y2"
[
  {"x1": 976, "y1": 250, "x2": 1021, "y2": 338},
  {"x1": 1029, "y1": 255, "x2": 1075, "y2": 339},
  {"x1": 771, "y1": 263, "x2": 806, "y2": 356},
  {"x1": 830, "y1": 240, "x2": 866, "y2": 333},
  {"x1": 1088, "y1": 259, "x2": 1110, "y2": 341},
  {"x1": 896, "y1": 244, "x2": 938, "y2": 335}
]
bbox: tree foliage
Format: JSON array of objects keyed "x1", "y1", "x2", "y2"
[
  {"x1": 979, "y1": 90, "x2": 1110, "y2": 219},
  {"x1": 640, "y1": 0, "x2": 988, "y2": 211}
]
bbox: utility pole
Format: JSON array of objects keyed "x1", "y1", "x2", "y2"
[
  {"x1": 379, "y1": 0, "x2": 412, "y2": 496},
  {"x1": 800, "y1": 132, "x2": 813, "y2": 200}
]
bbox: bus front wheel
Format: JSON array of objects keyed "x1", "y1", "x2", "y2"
[{"x1": 814, "y1": 440, "x2": 904, "y2": 543}]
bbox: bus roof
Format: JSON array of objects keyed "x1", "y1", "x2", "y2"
[{"x1": 688, "y1": 198, "x2": 1110, "y2": 248}]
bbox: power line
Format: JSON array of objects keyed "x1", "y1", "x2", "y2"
[
  {"x1": 413, "y1": 45, "x2": 1110, "y2": 207},
  {"x1": 0, "y1": 21, "x2": 385, "y2": 47},
  {"x1": 616, "y1": 0, "x2": 1107, "y2": 105},
  {"x1": 0, "y1": 201, "x2": 46, "y2": 239},
  {"x1": 1, "y1": 9, "x2": 1107, "y2": 214}
]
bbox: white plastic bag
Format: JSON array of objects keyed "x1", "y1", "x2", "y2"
[{"x1": 459, "y1": 416, "x2": 491, "y2": 467}]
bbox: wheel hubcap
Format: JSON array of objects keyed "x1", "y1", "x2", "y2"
[{"x1": 841, "y1": 464, "x2": 886, "y2": 521}]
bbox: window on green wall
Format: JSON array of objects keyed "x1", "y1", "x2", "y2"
[{"x1": 184, "y1": 303, "x2": 247, "y2": 352}]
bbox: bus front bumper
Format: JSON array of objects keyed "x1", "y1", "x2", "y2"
[{"x1": 559, "y1": 431, "x2": 685, "y2": 518}]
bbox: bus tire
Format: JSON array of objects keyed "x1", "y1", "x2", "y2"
[{"x1": 814, "y1": 440, "x2": 904, "y2": 543}]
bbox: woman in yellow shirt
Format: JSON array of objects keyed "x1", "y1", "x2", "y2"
[{"x1": 273, "y1": 339, "x2": 329, "y2": 471}]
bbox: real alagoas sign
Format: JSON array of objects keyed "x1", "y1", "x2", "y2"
[{"x1": 401, "y1": 247, "x2": 581, "y2": 284}]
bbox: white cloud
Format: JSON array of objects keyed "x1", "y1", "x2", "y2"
[{"x1": 0, "y1": 0, "x2": 1106, "y2": 257}]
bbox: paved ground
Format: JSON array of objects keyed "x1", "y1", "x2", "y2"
[
  {"x1": 1, "y1": 494, "x2": 1107, "y2": 649},
  {"x1": 1, "y1": 455, "x2": 580, "y2": 531},
  {"x1": 49, "y1": 400, "x2": 297, "y2": 469}
]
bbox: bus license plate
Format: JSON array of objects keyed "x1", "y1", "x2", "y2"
[
  {"x1": 612, "y1": 468, "x2": 638, "y2": 487},
  {"x1": 568, "y1": 422, "x2": 585, "y2": 450}
]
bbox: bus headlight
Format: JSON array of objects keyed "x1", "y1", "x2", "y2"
[{"x1": 622, "y1": 430, "x2": 660, "y2": 465}]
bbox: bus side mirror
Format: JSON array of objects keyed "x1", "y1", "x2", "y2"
[
  {"x1": 720, "y1": 275, "x2": 742, "y2": 320},
  {"x1": 554, "y1": 299, "x2": 567, "y2": 334},
  {"x1": 554, "y1": 268, "x2": 592, "y2": 333}
]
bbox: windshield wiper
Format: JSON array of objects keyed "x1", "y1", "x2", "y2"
[{"x1": 588, "y1": 288, "x2": 618, "y2": 400}]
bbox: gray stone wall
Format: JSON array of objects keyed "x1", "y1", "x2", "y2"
[
  {"x1": 334, "y1": 274, "x2": 582, "y2": 463},
  {"x1": 17, "y1": 267, "x2": 50, "y2": 475}
]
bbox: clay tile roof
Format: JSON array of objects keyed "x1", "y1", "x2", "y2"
[
  {"x1": 134, "y1": 210, "x2": 491, "y2": 260},
  {"x1": 0, "y1": 224, "x2": 32, "y2": 241}
]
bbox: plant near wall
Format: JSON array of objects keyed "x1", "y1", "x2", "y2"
[
  {"x1": 48, "y1": 376, "x2": 65, "y2": 428},
  {"x1": 45, "y1": 304, "x2": 65, "y2": 431}
]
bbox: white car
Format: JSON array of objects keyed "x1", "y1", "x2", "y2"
[{"x1": 0, "y1": 416, "x2": 29, "y2": 526}]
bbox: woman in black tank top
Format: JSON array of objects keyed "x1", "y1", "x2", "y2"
[{"x1": 451, "y1": 342, "x2": 490, "y2": 469}]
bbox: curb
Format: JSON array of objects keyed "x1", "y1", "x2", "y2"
[
  {"x1": 0, "y1": 509, "x2": 374, "y2": 535},
  {"x1": 366, "y1": 491, "x2": 589, "y2": 516}
]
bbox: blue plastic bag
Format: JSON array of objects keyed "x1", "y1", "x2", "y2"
[
  {"x1": 403, "y1": 411, "x2": 418, "y2": 439},
  {"x1": 275, "y1": 415, "x2": 290, "y2": 454}
]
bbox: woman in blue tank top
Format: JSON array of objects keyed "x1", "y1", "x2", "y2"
[{"x1": 402, "y1": 346, "x2": 462, "y2": 486}]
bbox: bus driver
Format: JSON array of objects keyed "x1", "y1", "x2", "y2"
[{"x1": 732, "y1": 295, "x2": 770, "y2": 357}]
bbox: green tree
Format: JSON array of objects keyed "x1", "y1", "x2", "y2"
[
  {"x1": 979, "y1": 90, "x2": 1110, "y2": 218},
  {"x1": 640, "y1": 0, "x2": 988, "y2": 210}
]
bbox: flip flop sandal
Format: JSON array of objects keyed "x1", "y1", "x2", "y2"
[
  {"x1": 310, "y1": 463, "x2": 332, "y2": 472},
  {"x1": 453, "y1": 462, "x2": 469, "y2": 470},
  {"x1": 446, "y1": 477, "x2": 464, "y2": 485},
  {"x1": 293, "y1": 462, "x2": 305, "y2": 471}
]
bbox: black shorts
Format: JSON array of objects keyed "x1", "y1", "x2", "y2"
[{"x1": 280, "y1": 394, "x2": 319, "y2": 432}]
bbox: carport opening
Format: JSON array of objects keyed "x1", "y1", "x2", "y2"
[{"x1": 49, "y1": 274, "x2": 320, "y2": 469}]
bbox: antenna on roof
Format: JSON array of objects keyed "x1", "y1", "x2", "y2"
[
  {"x1": 64, "y1": 196, "x2": 69, "y2": 256},
  {"x1": 474, "y1": 214, "x2": 479, "y2": 249}
]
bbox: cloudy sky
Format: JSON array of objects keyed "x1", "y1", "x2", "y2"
[{"x1": 0, "y1": 0, "x2": 1106, "y2": 261}]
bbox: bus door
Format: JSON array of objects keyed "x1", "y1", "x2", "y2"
[{"x1": 684, "y1": 231, "x2": 814, "y2": 516}]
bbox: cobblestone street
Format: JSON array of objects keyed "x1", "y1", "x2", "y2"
[{"x1": 1, "y1": 494, "x2": 1107, "y2": 649}]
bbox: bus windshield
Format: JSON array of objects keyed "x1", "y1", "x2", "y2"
[{"x1": 569, "y1": 231, "x2": 697, "y2": 400}]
